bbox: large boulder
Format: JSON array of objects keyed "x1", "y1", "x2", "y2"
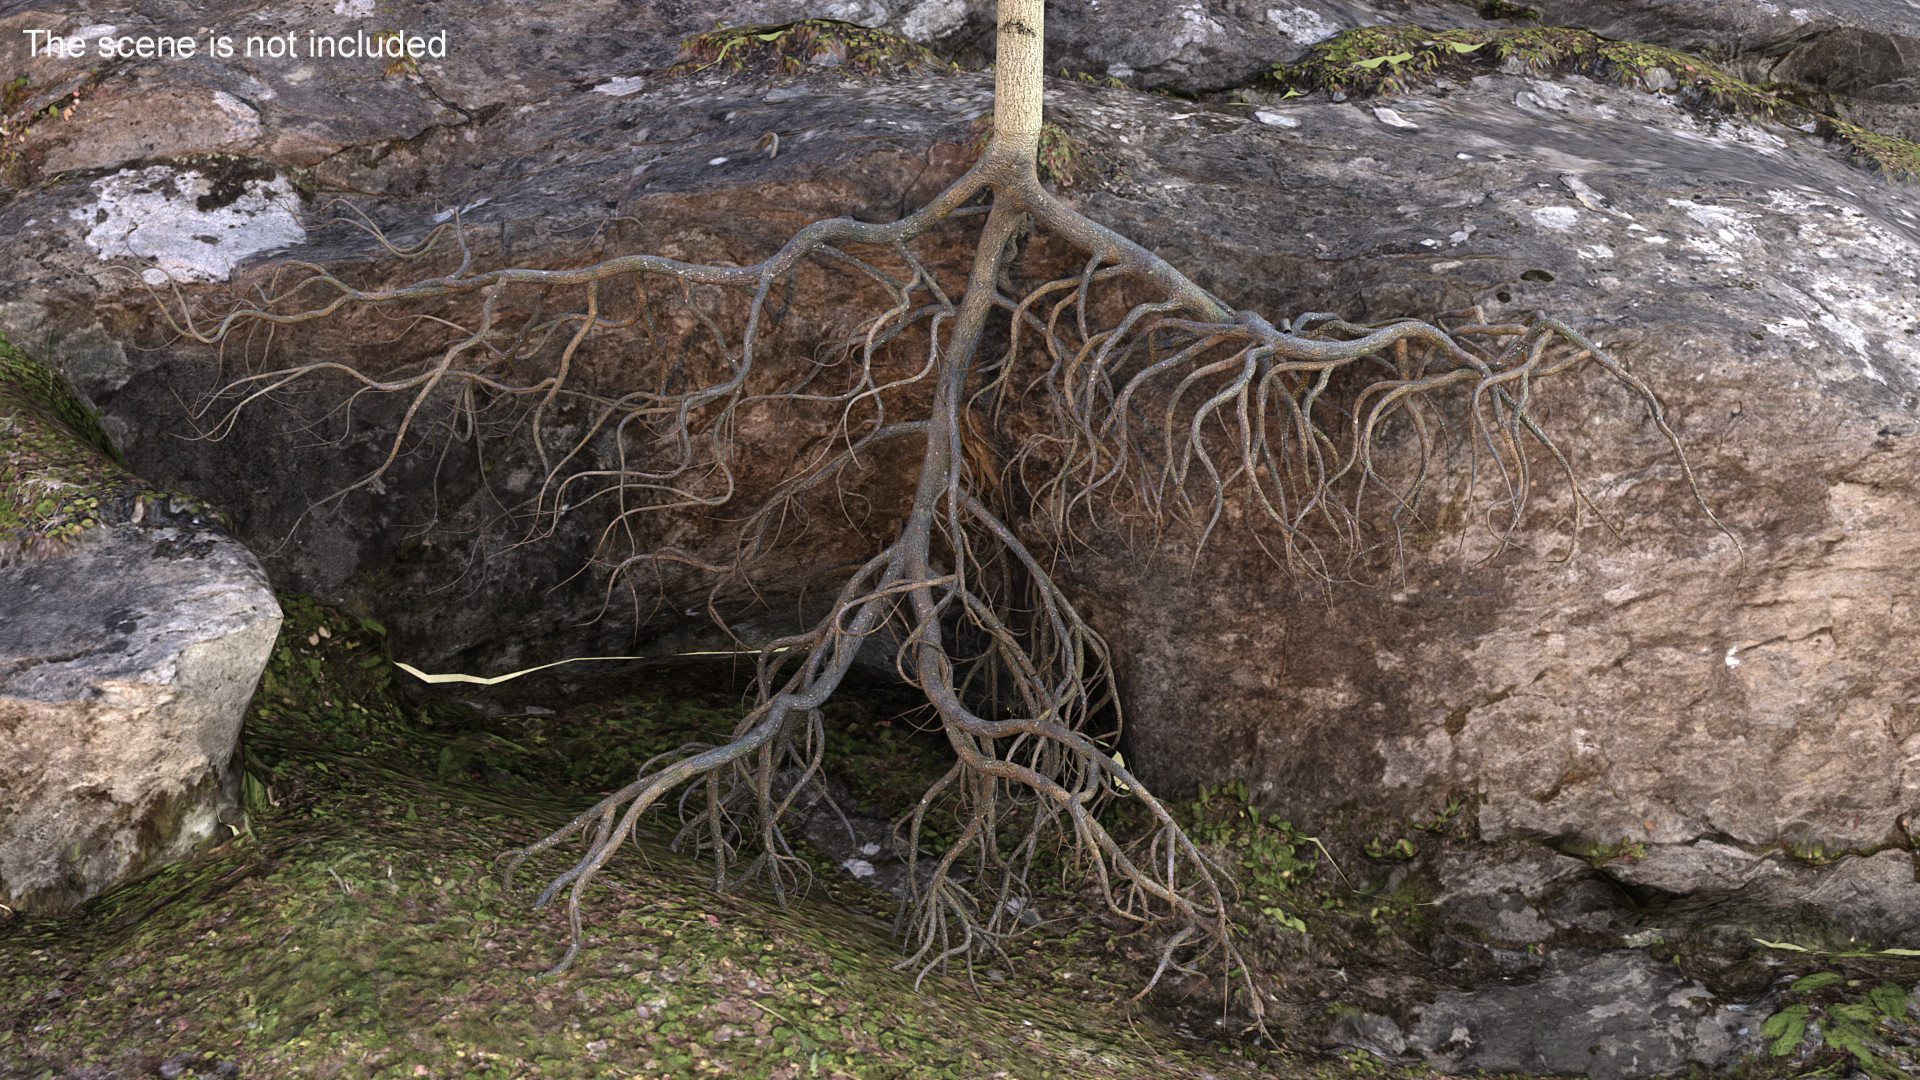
[
  {"x1": 1055, "y1": 56, "x2": 1920, "y2": 872},
  {"x1": 0, "y1": 338, "x2": 280, "y2": 913},
  {"x1": 1, "y1": 0, "x2": 1917, "y2": 942}
]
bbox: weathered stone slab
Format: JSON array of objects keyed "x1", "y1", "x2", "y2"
[
  {"x1": 1622, "y1": 847, "x2": 1920, "y2": 952},
  {"x1": 1058, "y1": 67, "x2": 1920, "y2": 872}
]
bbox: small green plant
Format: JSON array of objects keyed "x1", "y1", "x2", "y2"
[
  {"x1": 1056, "y1": 66, "x2": 1128, "y2": 90},
  {"x1": 1364, "y1": 836, "x2": 1416, "y2": 860},
  {"x1": 1412, "y1": 794, "x2": 1470, "y2": 833},
  {"x1": 1185, "y1": 781, "x2": 1324, "y2": 932},
  {"x1": 0, "y1": 75, "x2": 28, "y2": 114},
  {"x1": 1761, "y1": 974, "x2": 1915, "y2": 1076},
  {"x1": 1362, "y1": 794, "x2": 1474, "y2": 857}
]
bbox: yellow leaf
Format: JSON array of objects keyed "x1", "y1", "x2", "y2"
[{"x1": 395, "y1": 646, "x2": 793, "y2": 686}]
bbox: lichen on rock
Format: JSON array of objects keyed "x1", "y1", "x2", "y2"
[{"x1": 71, "y1": 162, "x2": 307, "y2": 284}]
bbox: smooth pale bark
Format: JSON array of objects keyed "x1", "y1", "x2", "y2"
[{"x1": 993, "y1": 0, "x2": 1045, "y2": 161}]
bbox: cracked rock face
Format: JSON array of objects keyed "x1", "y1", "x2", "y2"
[
  {"x1": 0, "y1": 343, "x2": 281, "y2": 915},
  {"x1": 0, "y1": 0, "x2": 1917, "y2": 949}
]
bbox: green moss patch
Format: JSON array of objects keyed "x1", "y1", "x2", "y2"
[
  {"x1": 0, "y1": 595, "x2": 1301, "y2": 1078},
  {"x1": 0, "y1": 333, "x2": 139, "y2": 562},
  {"x1": 19, "y1": 592, "x2": 1912, "y2": 1075},
  {"x1": 1263, "y1": 25, "x2": 1920, "y2": 182},
  {"x1": 669, "y1": 20, "x2": 953, "y2": 80},
  {"x1": 1823, "y1": 117, "x2": 1920, "y2": 183}
]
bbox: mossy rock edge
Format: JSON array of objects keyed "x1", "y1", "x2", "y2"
[{"x1": 0, "y1": 334, "x2": 227, "y2": 564}]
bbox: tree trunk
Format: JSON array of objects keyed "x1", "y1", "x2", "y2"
[{"x1": 992, "y1": 0, "x2": 1045, "y2": 165}]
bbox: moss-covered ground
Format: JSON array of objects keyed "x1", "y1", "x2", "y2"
[
  {"x1": 0, "y1": 595, "x2": 1387, "y2": 1080},
  {"x1": 0, "y1": 333, "x2": 227, "y2": 564},
  {"x1": 6, "y1": 594, "x2": 1914, "y2": 1078},
  {"x1": 668, "y1": 20, "x2": 951, "y2": 80}
]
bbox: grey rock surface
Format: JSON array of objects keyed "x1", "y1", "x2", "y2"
[
  {"x1": 736, "y1": 0, "x2": 1920, "y2": 111},
  {"x1": 1339, "y1": 950, "x2": 1763, "y2": 1078},
  {"x1": 997, "y1": 0, "x2": 1487, "y2": 95},
  {"x1": 1628, "y1": 848, "x2": 1920, "y2": 951},
  {"x1": 1057, "y1": 71, "x2": 1920, "y2": 867},
  {"x1": 6, "y1": 2, "x2": 1920, "y2": 1073},
  {"x1": 1429, "y1": 838, "x2": 1920, "y2": 958},
  {"x1": 4, "y1": 0, "x2": 725, "y2": 177},
  {"x1": 1804, "y1": 850, "x2": 1920, "y2": 946},
  {"x1": 1432, "y1": 842, "x2": 1631, "y2": 945},
  {"x1": 1610, "y1": 839, "x2": 1791, "y2": 896},
  {"x1": 673, "y1": 0, "x2": 1493, "y2": 94}
]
